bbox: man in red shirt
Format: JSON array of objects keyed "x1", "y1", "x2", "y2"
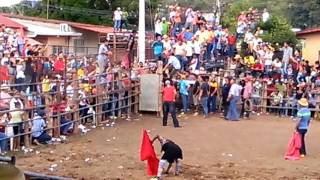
[
  {"x1": 162, "y1": 80, "x2": 180, "y2": 128},
  {"x1": 54, "y1": 54, "x2": 65, "y2": 75},
  {"x1": 227, "y1": 34, "x2": 237, "y2": 57},
  {"x1": 251, "y1": 60, "x2": 264, "y2": 78}
]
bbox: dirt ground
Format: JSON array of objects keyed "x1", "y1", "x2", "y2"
[{"x1": 16, "y1": 114, "x2": 320, "y2": 180}]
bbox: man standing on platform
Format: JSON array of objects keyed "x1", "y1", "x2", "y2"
[{"x1": 162, "y1": 80, "x2": 180, "y2": 128}]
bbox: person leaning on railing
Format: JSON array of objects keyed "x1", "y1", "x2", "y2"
[{"x1": 31, "y1": 111, "x2": 52, "y2": 145}]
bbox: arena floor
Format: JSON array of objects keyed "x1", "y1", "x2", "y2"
[{"x1": 16, "y1": 113, "x2": 320, "y2": 179}]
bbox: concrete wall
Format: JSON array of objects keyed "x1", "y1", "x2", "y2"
[{"x1": 298, "y1": 33, "x2": 320, "y2": 64}]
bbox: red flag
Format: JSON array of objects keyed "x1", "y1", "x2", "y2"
[{"x1": 140, "y1": 129, "x2": 159, "y2": 176}]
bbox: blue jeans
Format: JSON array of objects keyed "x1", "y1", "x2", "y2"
[
  {"x1": 0, "y1": 133, "x2": 8, "y2": 152},
  {"x1": 60, "y1": 117, "x2": 73, "y2": 134},
  {"x1": 227, "y1": 96, "x2": 240, "y2": 121},
  {"x1": 181, "y1": 94, "x2": 189, "y2": 112},
  {"x1": 114, "y1": 20, "x2": 121, "y2": 31},
  {"x1": 175, "y1": 55, "x2": 185, "y2": 71},
  {"x1": 208, "y1": 95, "x2": 217, "y2": 113},
  {"x1": 201, "y1": 97, "x2": 209, "y2": 117}
]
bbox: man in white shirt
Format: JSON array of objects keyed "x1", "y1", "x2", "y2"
[
  {"x1": 173, "y1": 40, "x2": 187, "y2": 70},
  {"x1": 226, "y1": 78, "x2": 243, "y2": 121},
  {"x1": 114, "y1": 7, "x2": 122, "y2": 32},
  {"x1": 262, "y1": 8, "x2": 270, "y2": 23},
  {"x1": 164, "y1": 52, "x2": 181, "y2": 77}
]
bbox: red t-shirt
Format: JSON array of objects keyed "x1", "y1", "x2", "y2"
[
  {"x1": 54, "y1": 59, "x2": 65, "y2": 72},
  {"x1": 163, "y1": 86, "x2": 176, "y2": 102},
  {"x1": 228, "y1": 35, "x2": 236, "y2": 45},
  {"x1": 0, "y1": 65, "x2": 9, "y2": 81},
  {"x1": 252, "y1": 63, "x2": 263, "y2": 71}
]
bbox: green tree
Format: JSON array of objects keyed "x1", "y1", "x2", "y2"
[{"x1": 259, "y1": 16, "x2": 298, "y2": 46}]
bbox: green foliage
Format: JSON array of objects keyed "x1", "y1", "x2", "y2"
[
  {"x1": 6, "y1": 0, "x2": 158, "y2": 27},
  {"x1": 259, "y1": 16, "x2": 298, "y2": 46},
  {"x1": 221, "y1": 0, "x2": 250, "y2": 33}
]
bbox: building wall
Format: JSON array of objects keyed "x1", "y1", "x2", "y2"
[
  {"x1": 35, "y1": 36, "x2": 69, "y2": 56},
  {"x1": 70, "y1": 29, "x2": 99, "y2": 56},
  {"x1": 298, "y1": 33, "x2": 320, "y2": 64}
]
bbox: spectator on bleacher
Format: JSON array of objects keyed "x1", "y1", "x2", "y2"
[
  {"x1": 152, "y1": 35, "x2": 164, "y2": 61},
  {"x1": 0, "y1": 84, "x2": 11, "y2": 111}
]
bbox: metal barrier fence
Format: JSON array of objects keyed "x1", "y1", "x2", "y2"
[{"x1": 0, "y1": 67, "x2": 143, "y2": 151}]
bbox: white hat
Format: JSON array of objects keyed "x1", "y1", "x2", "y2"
[
  {"x1": 161, "y1": 17, "x2": 166, "y2": 21},
  {"x1": 0, "y1": 84, "x2": 9, "y2": 90},
  {"x1": 3, "y1": 50, "x2": 10, "y2": 54}
]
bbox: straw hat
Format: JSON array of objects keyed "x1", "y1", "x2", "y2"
[
  {"x1": 234, "y1": 54, "x2": 241, "y2": 59},
  {"x1": 0, "y1": 84, "x2": 9, "y2": 90},
  {"x1": 298, "y1": 98, "x2": 309, "y2": 107}
]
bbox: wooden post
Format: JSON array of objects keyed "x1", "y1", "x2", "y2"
[
  {"x1": 72, "y1": 74, "x2": 80, "y2": 134},
  {"x1": 113, "y1": 33, "x2": 116, "y2": 62},
  {"x1": 96, "y1": 80, "x2": 102, "y2": 126},
  {"x1": 262, "y1": 82, "x2": 267, "y2": 114},
  {"x1": 133, "y1": 81, "x2": 138, "y2": 114},
  {"x1": 53, "y1": 81, "x2": 61, "y2": 137},
  {"x1": 22, "y1": 96, "x2": 30, "y2": 148},
  {"x1": 157, "y1": 61, "x2": 163, "y2": 117}
]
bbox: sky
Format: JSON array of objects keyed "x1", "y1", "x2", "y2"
[
  {"x1": 0, "y1": 0, "x2": 23, "y2": 7},
  {"x1": 0, "y1": 0, "x2": 42, "y2": 7}
]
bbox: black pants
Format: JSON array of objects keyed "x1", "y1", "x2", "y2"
[
  {"x1": 298, "y1": 129, "x2": 308, "y2": 155},
  {"x1": 223, "y1": 102, "x2": 229, "y2": 118},
  {"x1": 163, "y1": 102, "x2": 179, "y2": 127}
]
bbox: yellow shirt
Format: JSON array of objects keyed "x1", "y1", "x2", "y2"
[
  {"x1": 198, "y1": 30, "x2": 209, "y2": 44},
  {"x1": 77, "y1": 68, "x2": 85, "y2": 78},
  {"x1": 244, "y1": 56, "x2": 255, "y2": 66},
  {"x1": 42, "y1": 79, "x2": 50, "y2": 93},
  {"x1": 83, "y1": 83, "x2": 91, "y2": 93}
]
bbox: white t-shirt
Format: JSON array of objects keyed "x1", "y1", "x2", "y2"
[
  {"x1": 185, "y1": 41, "x2": 193, "y2": 57},
  {"x1": 262, "y1": 12, "x2": 270, "y2": 22},
  {"x1": 162, "y1": 40, "x2": 172, "y2": 51},
  {"x1": 174, "y1": 43, "x2": 186, "y2": 56},
  {"x1": 229, "y1": 84, "x2": 243, "y2": 97},
  {"x1": 167, "y1": 56, "x2": 181, "y2": 70},
  {"x1": 114, "y1": 10, "x2": 122, "y2": 20},
  {"x1": 192, "y1": 41, "x2": 201, "y2": 54},
  {"x1": 273, "y1": 61, "x2": 282, "y2": 69},
  {"x1": 264, "y1": 52, "x2": 273, "y2": 66}
]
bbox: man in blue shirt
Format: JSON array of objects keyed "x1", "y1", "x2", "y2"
[
  {"x1": 32, "y1": 111, "x2": 52, "y2": 145},
  {"x1": 179, "y1": 75, "x2": 190, "y2": 114},
  {"x1": 296, "y1": 98, "x2": 311, "y2": 157},
  {"x1": 152, "y1": 35, "x2": 164, "y2": 61},
  {"x1": 183, "y1": 27, "x2": 193, "y2": 41}
]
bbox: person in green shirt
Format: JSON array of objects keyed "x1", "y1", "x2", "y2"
[
  {"x1": 161, "y1": 17, "x2": 170, "y2": 36},
  {"x1": 121, "y1": 8, "x2": 129, "y2": 29}
]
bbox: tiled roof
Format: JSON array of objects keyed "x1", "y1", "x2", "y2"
[
  {"x1": 0, "y1": 14, "x2": 26, "y2": 29},
  {"x1": 296, "y1": 28, "x2": 320, "y2": 36}
]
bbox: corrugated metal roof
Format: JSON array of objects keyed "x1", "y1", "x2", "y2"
[
  {"x1": 2, "y1": 13, "x2": 114, "y2": 34},
  {"x1": 12, "y1": 18, "x2": 82, "y2": 37}
]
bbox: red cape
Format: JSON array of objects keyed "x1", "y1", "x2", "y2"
[{"x1": 140, "y1": 129, "x2": 159, "y2": 176}]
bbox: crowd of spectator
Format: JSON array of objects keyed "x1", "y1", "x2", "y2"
[
  {"x1": 0, "y1": 23, "x2": 142, "y2": 153},
  {"x1": 151, "y1": 5, "x2": 320, "y2": 122}
]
